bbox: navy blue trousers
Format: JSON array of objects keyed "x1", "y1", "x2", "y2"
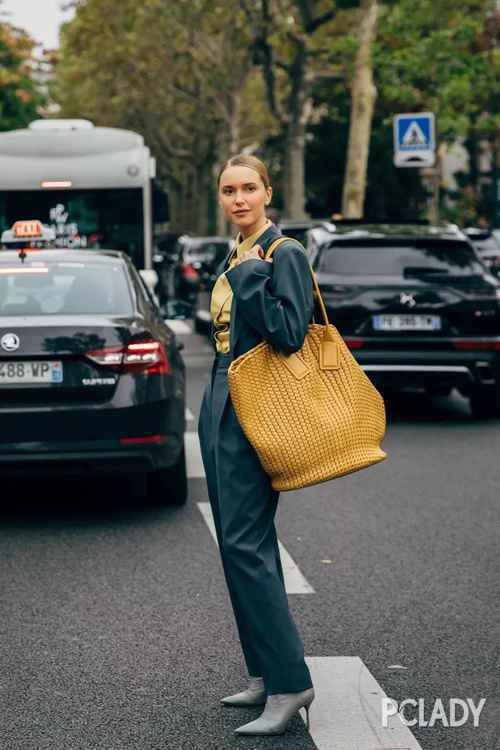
[{"x1": 197, "y1": 352, "x2": 313, "y2": 694}]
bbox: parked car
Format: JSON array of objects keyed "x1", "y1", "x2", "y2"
[
  {"x1": 307, "y1": 222, "x2": 500, "y2": 419},
  {"x1": 463, "y1": 227, "x2": 500, "y2": 277},
  {"x1": 173, "y1": 235, "x2": 232, "y2": 310},
  {"x1": 0, "y1": 247, "x2": 187, "y2": 503},
  {"x1": 277, "y1": 218, "x2": 332, "y2": 249},
  {"x1": 152, "y1": 232, "x2": 183, "y2": 306}
]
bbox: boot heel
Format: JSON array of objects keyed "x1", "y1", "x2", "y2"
[{"x1": 302, "y1": 696, "x2": 314, "y2": 729}]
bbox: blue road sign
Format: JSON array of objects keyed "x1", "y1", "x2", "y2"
[{"x1": 394, "y1": 112, "x2": 436, "y2": 168}]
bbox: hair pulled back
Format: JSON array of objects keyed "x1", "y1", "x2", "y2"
[{"x1": 218, "y1": 154, "x2": 270, "y2": 189}]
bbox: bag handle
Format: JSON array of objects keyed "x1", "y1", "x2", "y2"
[{"x1": 264, "y1": 237, "x2": 331, "y2": 329}]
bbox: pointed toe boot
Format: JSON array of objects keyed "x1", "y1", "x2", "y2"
[
  {"x1": 220, "y1": 676, "x2": 266, "y2": 707},
  {"x1": 234, "y1": 687, "x2": 315, "y2": 735}
]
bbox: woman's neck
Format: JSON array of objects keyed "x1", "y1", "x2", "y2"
[{"x1": 239, "y1": 216, "x2": 270, "y2": 240}]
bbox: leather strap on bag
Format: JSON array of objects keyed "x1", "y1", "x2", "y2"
[{"x1": 265, "y1": 237, "x2": 339, "y2": 369}]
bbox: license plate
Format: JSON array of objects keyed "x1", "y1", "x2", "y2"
[
  {"x1": 373, "y1": 314, "x2": 441, "y2": 331},
  {"x1": 0, "y1": 360, "x2": 63, "y2": 385}
]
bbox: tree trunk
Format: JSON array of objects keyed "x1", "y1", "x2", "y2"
[
  {"x1": 341, "y1": 0, "x2": 379, "y2": 219},
  {"x1": 216, "y1": 89, "x2": 243, "y2": 235},
  {"x1": 283, "y1": 42, "x2": 310, "y2": 220},
  {"x1": 283, "y1": 116, "x2": 308, "y2": 219}
]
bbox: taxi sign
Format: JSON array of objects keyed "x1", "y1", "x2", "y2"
[
  {"x1": 13, "y1": 220, "x2": 43, "y2": 238},
  {"x1": 1, "y1": 220, "x2": 56, "y2": 249}
]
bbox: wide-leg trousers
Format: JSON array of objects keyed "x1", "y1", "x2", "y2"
[{"x1": 197, "y1": 351, "x2": 313, "y2": 695}]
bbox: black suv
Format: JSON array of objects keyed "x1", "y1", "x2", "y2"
[{"x1": 306, "y1": 222, "x2": 500, "y2": 419}]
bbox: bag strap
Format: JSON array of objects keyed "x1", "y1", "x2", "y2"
[{"x1": 264, "y1": 237, "x2": 330, "y2": 328}]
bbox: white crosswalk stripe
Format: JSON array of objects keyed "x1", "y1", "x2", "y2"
[
  {"x1": 196, "y1": 501, "x2": 314, "y2": 594},
  {"x1": 304, "y1": 656, "x2": 423, "y2": 749},
  {"x1": 184, "y1": 431, "x2": 205, "y2": 477}
]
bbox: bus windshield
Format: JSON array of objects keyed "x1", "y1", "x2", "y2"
[{"x1": 0, "y1": 188, "x2": 144, "y2": 268}]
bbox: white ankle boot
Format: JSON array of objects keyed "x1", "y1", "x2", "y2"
[
  {"x1": 234, "y1": 687, "x2": 315, "y2": 735},
  {"x1": 220, "y1": 675, "x2": 266, "y2": 707}
]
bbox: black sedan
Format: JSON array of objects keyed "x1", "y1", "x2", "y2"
[
  {"x1": 307, "y1": 223, "x2": 500, "y2": 419},
  {"x1": 0, "y1": 249, "x2": 187, "y2": 504}
]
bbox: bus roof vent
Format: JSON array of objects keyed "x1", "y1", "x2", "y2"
[{"x1": 29, "y1": 119, "x2": 95, "y2": 131}]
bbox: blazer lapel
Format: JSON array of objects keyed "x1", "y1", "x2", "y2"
[{"x1": 228, "y1": 223, "x2": 282, "y2": 357}]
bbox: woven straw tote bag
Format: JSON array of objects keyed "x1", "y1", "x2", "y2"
[{"x1": 227, "y1": 237, "x2": 387, "y2": 491}]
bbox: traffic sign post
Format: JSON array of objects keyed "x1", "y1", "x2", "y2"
[{"x1": 393, "y1": 112, "x2": 436, "y2": 168}]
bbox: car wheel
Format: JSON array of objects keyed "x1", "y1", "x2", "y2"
[
  {"x1": 469, "y1": 388, "x2": 499, "y2": 419},
  {"x1": 148, "y1": 445, "x2": 188, "y2": 505}
]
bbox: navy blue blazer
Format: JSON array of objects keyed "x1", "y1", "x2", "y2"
[{"x1": 212, "y1": 223, "x2": 314, "y2": 360}]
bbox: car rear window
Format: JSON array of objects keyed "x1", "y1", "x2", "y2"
[
  {"x1": 0, "y1": 261, "x2": 133, "y2": 316},
  {"x1": 317, "y1": 240, "x2": 484, "y2": 276}
]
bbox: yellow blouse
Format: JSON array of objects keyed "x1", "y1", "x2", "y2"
[{"x1": 210, "y1": 220, "x2": 271, "y2": 353}]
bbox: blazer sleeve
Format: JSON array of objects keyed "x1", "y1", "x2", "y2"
[{"x1": 225, "y1": 240, "x2": 314, "y2": 355}]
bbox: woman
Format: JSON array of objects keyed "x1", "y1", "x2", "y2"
[{"x1": 197, "y1": 154, "x2": 315, "y2": 736}]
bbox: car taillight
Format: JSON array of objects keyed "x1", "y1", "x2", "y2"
[
  {"x1": 452, "y1": 339, "x2": 500, "y2": 351},
  {"x1": 120, "y1": 434, "x2": 168, "y2": 445},
  {"x1": 344, "y1": 337, "x2": 364, "y2": 349},
  {"x1": 86, "y1": 340, "x2": 170, "y2": 374},
  {"x1": 181, "y1": 263, "x2": 199, "y2": 280},
  {"x1": 85, "y1": 345, "x2": 124, "y2": 369},
  {"x1": 124, "y1": 340, "x2": 170, "y2": 374}
]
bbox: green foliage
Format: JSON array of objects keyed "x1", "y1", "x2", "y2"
[
  {"x1": 0, "y1": 3, "x2": 44, "y2": 131},
  {"x1": 305, "y1": 0, "x2": 499, "y2": 221},
  {"x1": 375, "y1": 0, "x2": 499, "y2": 141},
  {"x1": 53, "y1": 0, "x2": 499, "y2": 226}
]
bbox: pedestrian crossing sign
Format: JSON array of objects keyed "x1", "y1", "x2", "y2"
[{"x1": 393, "y1": 112, "x2": 435, "y2": 167}]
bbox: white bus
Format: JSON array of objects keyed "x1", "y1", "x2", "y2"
[{"x1": 0, "y1": 119, "x2": 168, "y2": 270}]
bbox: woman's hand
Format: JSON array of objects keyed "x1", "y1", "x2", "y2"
[{"x1": 234, "y1": 244, "x2": 272, "y2": 265}]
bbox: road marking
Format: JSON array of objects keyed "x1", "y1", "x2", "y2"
[
  {"x1": 165, "y1": 319, "x2": 192, "y2": 334},
  {"x1": 197, "y1": 501, "x2": 314, "y2": 594},
  {"x1": 185, "y1": 431, "x2": 205, "y2": 478},
  {"x1": 304, "y1": 656, "x2": 423, "y2": 750},
  {"x1": 185, "y1": 407, "x2": 195, "y2": 421}
]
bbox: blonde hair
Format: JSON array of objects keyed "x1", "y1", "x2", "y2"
[{"x1": 218, "y1": 154, "x2": 270, "y2": 189}]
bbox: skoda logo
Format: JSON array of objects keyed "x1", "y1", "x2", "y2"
[
  {"x1": 1, "y1": 333, "x2": 20, "y2": 352},
  {"x1": 400, "y1": 292, "x2": 416, "y2": 308}
]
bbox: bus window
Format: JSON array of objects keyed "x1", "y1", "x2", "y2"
[{"x1": 0, "y1": 188, "x2": 144, "y2": 267}]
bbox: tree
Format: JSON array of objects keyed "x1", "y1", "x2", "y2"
[
  {"x1": 375, "y1": 0, "x2": 500, "y2": 222},
  {"x1": 308, "y1": 0, "x2": 499, "y2": 222},
  {"x1": 0, "y1": 1, "x2": 44, "y2": 130},
  {"x1": 341, "y1": 0, "x2": 379, "y2": 218},
  {"x1": 56, "y1": 0, "x2": 274, "y2": 233},
  {"x1": 239, "y1": 0, "x2": 339, "y2": 218}
]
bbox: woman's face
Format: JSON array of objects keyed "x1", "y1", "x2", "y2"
[{"x1": 218, "y1": 165, "x2": 273, "y2": 237}]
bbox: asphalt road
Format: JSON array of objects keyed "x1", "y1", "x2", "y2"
[{"x1": 1, "y1": 322, "x2": 498, "y2": 750}]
